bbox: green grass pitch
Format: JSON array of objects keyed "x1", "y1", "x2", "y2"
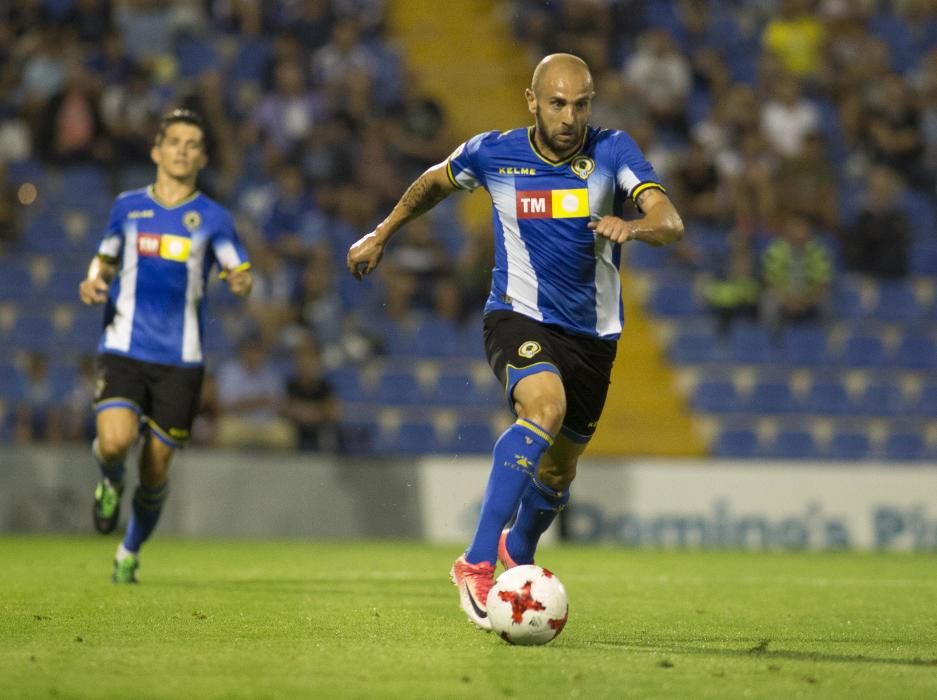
[{"x1": 2, "y1": 537, "x2": 937, "y2": 699}]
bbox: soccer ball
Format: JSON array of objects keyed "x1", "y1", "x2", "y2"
[{"x1": 486, "y1": 564, "x2": 569, "y2": 645}]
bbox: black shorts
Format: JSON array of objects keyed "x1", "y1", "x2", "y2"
[
  {"x1": 482, "y1": 310, "x2": 617, "y2": 443},
  {"x1": 94, "y1": 353, "x2": 204, "y2": 446}
]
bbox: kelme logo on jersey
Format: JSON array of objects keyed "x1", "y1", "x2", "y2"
[
  {"x1": 137, "y1": 233, "x2": 191, "y2": 262},
  {"x1": 516, "y1": 189, "x2": 589, "y2": 219},
  {"x1": 571, "y1": 156, "x2": 595, "y2": 180}
]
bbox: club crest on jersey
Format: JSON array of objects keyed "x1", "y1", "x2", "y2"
[
  {"x1": 137, "y1": 233, "x2": 191, "y2": 262},
  {"x1": 516, "y1": 189, "x2": 589, "y2": 219},
  {"x1": 570, "y1": 156, "x2": 595, "y2": 180},
  {"x1": 518, "y1": 341, "x2": 541, "y2": 358},
  {"x1": 183, "y1": 211, "x2": 202, "y2": 231}
]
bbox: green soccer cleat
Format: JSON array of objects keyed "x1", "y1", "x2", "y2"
[
  {"x1": 112, "y1": 553, "x2": 139, "y2": 584},
  {"x1": 93, "y1": 479, "x2": 123, "y2": 534}
]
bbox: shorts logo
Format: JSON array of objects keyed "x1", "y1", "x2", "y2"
[
  {"x1": 571, "y1": 156, "x2": 595, "y2": 180},
  {"x1": 516, "y1": 189, "x2": 589, "y2": 219},
  {"x1": 518, "y1": 341, "x2": 541, "y2": 358},
  {"x1": 137, "y1": 233, "x2": 191, "y2": 262},
  {"x1": 183, "y1": 211, "x2": 202, "y2": 231}
]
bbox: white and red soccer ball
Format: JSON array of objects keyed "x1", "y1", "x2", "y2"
[{"x1": 486, "y1": 564, "x2": 569, "y2": 645}]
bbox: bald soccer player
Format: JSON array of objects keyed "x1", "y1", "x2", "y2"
[{"x1": 347, "y1": 54, "x2": 684, "y2": 630}]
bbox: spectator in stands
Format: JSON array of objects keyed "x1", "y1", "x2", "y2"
[
  {"x1": 701, "y1": 228, "x2": 761, "y2": 337},
  {"x1": 261, "y1": 161, "x2": 320, "y2": 262},
  {"x1": 671, "y1": 140, "x2": 731, "y2": 226},
  {"x1": 99, "y1": 63, "x2": 162, "y2": 169},
  {"x1": 760, "y1": 72, "x2": 819, "y2": 159},
  {"x1": 291, "y1": 250, "x2": 344, "y2": 358},
  {"x1": 284, "y1": 338, "x2": 341, "y2": 451},
  {"x1": 624, "y1": 28, "x2": 692, "y2": 138},
  {"x1": 216, "y1": 334, "x2": 295, "y2": 449},
  {"x1": 0, "y1": 159, "x2": 21, "y2": 251},
  {"x1": 15, "y1": 352, "x2": 63, "y2": 443},
  {"x1": 760, "y1": 212, "x2": 833, "y2": 333},
  {"x1": 775, "y1": 130, "x2": 839, "y2": 233},
  {"x1": 252, "y1": 57, "x2": 322, "y2": 156},
  {"x1": 36, "y1": 62, "x2": 109, "y2": 165},
  {"x1": 243, "y1": 240, "x2": 297, "y2": 346},
  {"x1": 761, "y1": 0, "x2": 826, "y2": 82},
  {"x1": 842, "y1": 165, "x2": 911, "y2": 279},
  {"x1": 63, "y1": 353, "x2": 97, "y2": 442},
  {"x1": 380, "y1": 217, "x2": 451, "y2": 320},
  {"x1": 865, "y1": 74, "x2": 926, "y2": 190}
]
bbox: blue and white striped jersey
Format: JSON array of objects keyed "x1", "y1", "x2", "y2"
[
  {"x1": 95, "y1": 186, "x2": 250, "y2": 367},
  {"x1": 447, "y1": 126, "x2": 664, "y2": 339}
]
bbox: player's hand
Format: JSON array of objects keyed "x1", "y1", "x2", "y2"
[
  {"x1": 79, "y1": 276, "x2": 110, "y2": 305},
  {"x1": 587, "y1": 216, "x2": 634, "y2": 243},
  {"x1": 226, "y1": 268, "x2": 253, "y2": 297},
  {"x1": 346, "y1": 232, "x2": 385, "y2": 280}
]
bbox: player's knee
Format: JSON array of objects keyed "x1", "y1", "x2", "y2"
[
  {"x1": 539, "y1": 460, "x2": 576, "y2": 491},
  {"x1": 97, "y1": 429, "x2": 136, "y2": 462},
  {"x1": 517, "y1": 395, "x2": 566, "y2": 436}
]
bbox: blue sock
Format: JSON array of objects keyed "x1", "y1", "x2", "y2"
[
  {"x1": 123, "y1": 482, "x2": 169, "y2": 553},
  {"x1": 507, "y1": 478, "x2": 570, "y2": 564},
  {"x1": 465, "y1": 419, "x2": 553, "y2": 565},
  {"x1": 93, "y1": 437, "x2": 125, "y2": 487}
]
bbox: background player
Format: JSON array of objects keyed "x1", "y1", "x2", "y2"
[
  {"x1": 347, "y1": 54, "x2": 684, "y2": 628},
  {"x1": 78, "y1": 109, "x2": 253, "y2": 583}
]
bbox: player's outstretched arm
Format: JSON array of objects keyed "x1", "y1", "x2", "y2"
[
  {"x1": 588, "y1": 188, "x2": 684, "y2": 247},
  {"x1": 78, "y1": 255, "x2": 117, "y2": 305},
  {"x1": 346, "y1": 160, "x2": 457, "y2": 280}
]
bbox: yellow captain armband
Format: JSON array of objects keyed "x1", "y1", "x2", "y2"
[
  {"x1": 96, "y1": 253, "x2": 119, "y2": 265},
  {"x1": 218, "y1": 262, "x2": 251, "y2": 280}
]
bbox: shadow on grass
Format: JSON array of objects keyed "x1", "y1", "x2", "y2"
[{"x1": 583, "y1": 638, "x2": 937, "y2": 668}]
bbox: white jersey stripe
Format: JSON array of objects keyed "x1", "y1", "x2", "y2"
[
  {"x1": 182, "y1": 235, "x2": 204, "y2": 363},
  {"x1": 105, "y1": 222, "x2": 138, "y2": 352},
  {"x1": 488, "y1": 177, "x2": 542, "y2": 321},
  {"x1": 593, "y1": 236, "x2": 621, "y2": 336}
]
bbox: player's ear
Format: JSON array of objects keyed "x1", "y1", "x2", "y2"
[
  {"x1": 150, "y1": 144, "x2": 160, "y2": 166},
  {"x1": 525, "y1": 87, "x2": 537, "y2": 115}
]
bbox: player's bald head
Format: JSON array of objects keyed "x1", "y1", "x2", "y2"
[{"x1": 530, "y1": 53, "x2": 593, "y2": 97}]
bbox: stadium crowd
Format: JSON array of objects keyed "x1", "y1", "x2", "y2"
[{"x1": 0, "y1": 0, "x2": 935, "y2": 454}]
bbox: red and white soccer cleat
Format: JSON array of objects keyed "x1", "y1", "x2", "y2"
[
  {"x1": 449, "y1": 554, "x2": 495, "y2": 631},
  {"x1": 498, "y1": 528, "x2": 528, "y2": 571}
]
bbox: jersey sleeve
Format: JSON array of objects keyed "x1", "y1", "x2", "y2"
[
  {"x1": 96, "y1": 199, "x2": 126, "y2": 262},
  {"x1": 612, "y1": 131, "x2": 666, "y2": 208},
  {"x1": 445, "y1": 131, "x2": 494, "y2": 192},
  {"x1": 211, "y1": 209, "x2": 251, "y2": 278}
]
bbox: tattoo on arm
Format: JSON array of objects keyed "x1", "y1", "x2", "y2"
[{"x1": 400, "y1": 175, "x2": 448, "y2": 217}]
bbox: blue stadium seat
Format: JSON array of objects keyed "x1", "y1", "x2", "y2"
[
  {"x1": 0, "y1": 263, "x2": 36, "y2": 301},
  {"x1": 804, "y1": 381, "x2": 851, "y2": 416},
  {"x1": 10, "y1": 316, "x2": 55, "y2": 351},
  {"x1": 854, "y1": 383, "x2": 907, "y2": 417},
  {"x1": 840, "y1": 334, "x2": 888, "y2": 368},
  {"x1": 668, "y1": 331, "x2": 720, "y2": 364},
  {"x1": 374, "y1": 371, "x2": 424, "y2": 405},
  {"x1": 691, "y1": 380, "x2": 740, "y2": 413},
  {"x1": 326, "y1": 368, "x2": 361, "y2": 402},
  {"x1": 893, "y1": 333, "x2": 937, "y2": 370},
  {"x1": 713, "y1": 428, "x2": 759, "y2": 458},
  {"x1": 442, "y1": 421, "x2": 494, "y2": 453},
  {"x1": 431, "y1": 373, "x2": 479, "y2": 407},
  {"x1": 377, "y1": 421, "x2": 440, "y2": 455},
  {"x1": 648, "y1": 283, "x2": 699, "y2": 317},
  {"x1": 917, "y1": 384, "x2": 937, "y2": 417},
  {"x1": 883, "y1": 433, "x2": 926, "y2": 461},
  {"x1": 768, "y1": 430, "x2": 819, "y2": 459},
  {"x1": 827, "y1": 432, "x2": 872, "y2": 460},
  {"x1": 872, "y1": 281, "x2": 923, "y2": 322},
  {"x1": 0, "y1": 363, "x2": 25, "y2": 401},
  {"x1": 727, "y1": 322, "x2": 776, "y2": 364},
  {"x1": 746, "y1": 382, "x2": 797, "y2": 414},
  {"x1": 779, "y1": 324, "x2": 828, "y2": 367}
]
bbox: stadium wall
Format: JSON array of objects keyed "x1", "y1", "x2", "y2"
[{"x1": 3, "y1": 447, "x2": 936, "y2": 551}]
